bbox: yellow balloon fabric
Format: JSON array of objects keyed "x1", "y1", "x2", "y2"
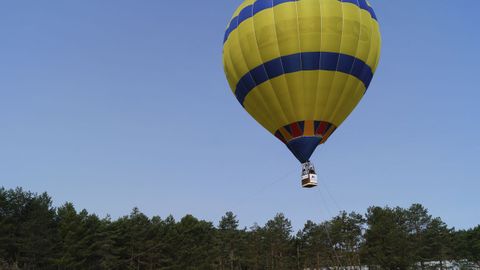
[{"x1": 223, "y1": 0, "x2": 381, "y2": 163}]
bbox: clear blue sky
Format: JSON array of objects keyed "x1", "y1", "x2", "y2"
[{"x1": 0, "y1": 1, "x2": 479, "y2": 231}]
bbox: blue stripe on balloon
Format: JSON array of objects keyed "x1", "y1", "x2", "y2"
[
  {"x1": 238, "y1": 6, "x2": 252, "y2": 25},
  {"x1": 342, "y1": 0, "x2": 377, "y2": 20},
  {"x1": 360, "y1": 0, "x2": 377, "y2": 20},
  {"x1": 224, "y1": 0, "x2": 377, "y2": 44},
  {"x1": 235, "y1": 52, "x2": 373, "y2": 105},
  {"x1": 224, "y1": 0, "x2": 297, "y2": 44},
  {"x1": 254, "y1": 0, "x2": 273, "y2": 14}
]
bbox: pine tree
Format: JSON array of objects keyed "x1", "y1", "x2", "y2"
[
  {"x1": 297, "y1": 220, "x2": 333, "y2": 269},
  {"x1": 424, "y1": 218, "x2": 454, "y2": 269},
  {"x1": 55, "y1": 202, "x2": 82, "y2": 269},
  {"x1": 263, "y1": 213, "x2": 295, "y2": 269},
  {"x1": 361, "y1": 206, "x2": 414, "y2": 270},
  {"x1": 217, "y1": 212, "x2": 241, "y2": 270},
  {"x1": 469, "y1": 226, "x2": 480, "y2": 266},
  {"x1": 110, "y1": 207, "x2": 152, "y2": 270},
  {"x1": 238, "y1": 223, "x2": 259, "y2": 270},
  {"x1": 405, "y1": 204, "x2": 432, "y2": 270},
  {"x1": 5, "y1": 189, "x2": 57, "y2": 269},
  {"x1": 171, "y1": 215, "x2": 217, "y2": 270},
  {"x1": 0, "y1": 187, "x2": 11, "y2": 262},
  {"x1": 93, "y1": 216, "x2": 120, "y2": 270},
  {"x1": 327, "y1": 212, "x2": 365, "y2": 267}
]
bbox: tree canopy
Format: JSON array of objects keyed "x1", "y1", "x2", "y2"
[{"x1": 0, "y1": 187, "x2": 478, "y2": 270}]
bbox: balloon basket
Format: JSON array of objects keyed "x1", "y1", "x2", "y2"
[{"x1": 301, "y1": 161, "x2": 318, "y2": 188}]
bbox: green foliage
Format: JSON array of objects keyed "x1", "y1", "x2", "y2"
[
  {"x1": 362, "y1": 206, "x2": 414, "y2": 270},
  {"x1": 217, "y1": 212, "x2": 243, "y2": 269},
  {"x1": 0, "y1": 188, "x2": 57, "y2": 269},
  {"x1": 297, "y1": 211, "x2": 365, "y2": 269},
  {"x1": 263, "y1": 213, "x2": 294, "y2": 269},
  {"x1": 456, "y1": 226, "x2": 480, "y2": 265},
  {"x1": 0, "y1": 187, "x2": 478, "y2": 270},
  {"x1": 423, "y1": 218, "x2": 454, "y2": 265},
  {"x1": 405, "y1": 204, "x2": 432, "y2": 269}
]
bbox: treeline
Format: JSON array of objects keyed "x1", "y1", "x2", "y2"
[{"x1": 0, "y1": 187, "x2": 479, "y2": 270}]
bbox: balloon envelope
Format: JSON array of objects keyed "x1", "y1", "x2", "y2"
[{"x1": 223, "y1": 0, "x2": 381, "y2": 163}]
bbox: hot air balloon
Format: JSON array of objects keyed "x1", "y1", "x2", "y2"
[{"x1": 223, "y1": 0, "x2": 381, "y2": 188}]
